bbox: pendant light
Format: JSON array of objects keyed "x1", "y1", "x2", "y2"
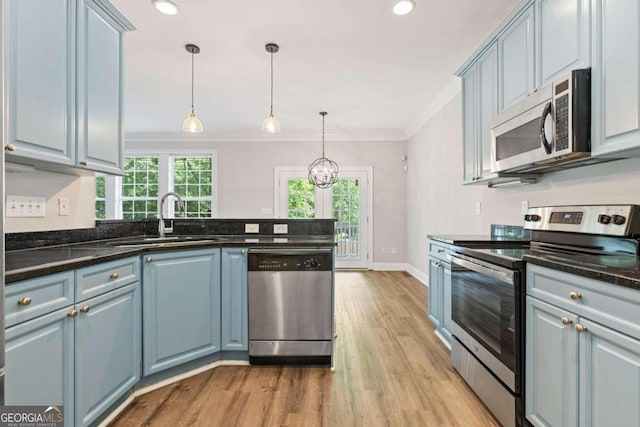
[
  {"x1": 182, "y1": 44, "x2": 204, "y2": 133},
  {"x1": 262, "y1": 43, "x2": 281, "y2": 133},
  {"x1": 152, "y1": 0, "x2": 178, "y2": 15},
  {"x1": 393, "y1": 0, "x2": 416, "y2": 15},
  {"x1": 308, "y1": 112, "x2": 339, "y2": 189}
]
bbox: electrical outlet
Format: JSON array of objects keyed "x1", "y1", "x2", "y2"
[
  {"x1": 245, "y1": 223, "x2": 260, "y2": 233},
  {"x1": 475, "y1": 202, "x2": 482, "y2": 215},
  {"x1": 521, "y1": 200, "x2": 529, "y2": 215},
  {"x1": 273, "y1": 224, "x2": 288, "y2": 234},
  {"x1": 6, "y1": 195, "x2": 46, "y2": 217},
  {"x1": 391, "y1": 247, "x2": 397, "y2": 254},
  {"x1": 58, "y1": 198, "x2": 70, "y2": 216},
  {"x1": 382, "y1": 247, "x2": 388, "y2": 254}
]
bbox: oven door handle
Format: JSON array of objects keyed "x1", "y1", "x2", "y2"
[{"x1": 450, "y1": 253, "x2": 515, "y2": 285}]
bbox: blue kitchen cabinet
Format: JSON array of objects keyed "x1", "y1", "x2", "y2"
[
  {"x1": 5, "y1": 307, "x2": 75, "y2": 427},
  {"x1": 498, "y1": 5, "x2": 535, "y2": 111},
  {"x1": 591, "y1": 0, "x2": 640, "y2": 157},
  {"x1": 143, "y1": 249, "x2": 222, "y2": 375},
  {"x1": 76, "y1": 0, "x2": 133, "y2": 174},
  {"x1": 536, "y1": 0, "x2": 591, "y2": 86},
  {"x1": 4, "y1": 0, "x2": 75, "y2": 165},
  {"x1": 75, "y1": 282, "x2": 140, "y2": 427},
  {"x1": 462, "y1": 67, "x2": 478, "y2": 183},
  {"x1": 428, "y1": 241, "x2": 453, "y2": 346},
  {"x1": 525, "y1": 296, "x2": 579, "y2": 427},
  {"x1": 221, "y1": 248, "x2": 248, "y2": 351},
  {"x1": 428, "y1": 258, "x2": 442, "y2": 328},
  {"x1": 526, "y1": 264, "x2": 640, "y2": 427}
]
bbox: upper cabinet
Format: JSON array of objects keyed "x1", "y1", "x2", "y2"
[
  {"x1": 4, "y1": 0, "x2": 134, "y2": 175},
  {"x1": 536, "y1": 0, "x2": 591, "y2": 86},
  {"x1": 498, "y1": 5, "x2": 535, "y2": 111},
  {"x1": 591, "y1": 0, "x2": 640, "y2": 157}
]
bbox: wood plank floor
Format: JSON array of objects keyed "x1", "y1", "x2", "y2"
[{"x1": 110, "y1": 271, "x2": 499, "y2": 427}]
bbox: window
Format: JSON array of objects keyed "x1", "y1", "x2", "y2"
[
  {"x1": 287, "y1": 178, "x2": 315, "y2": 219},
  {"x1": 96, "y1": 152, "x2": 216, "y2": 219}
]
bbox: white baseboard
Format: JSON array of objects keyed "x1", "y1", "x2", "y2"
[
  {"x1": 406, "y1": 265, "x2": 428, "y2": 287},
  {"x1": 372, "y1": 262, "x2": 409, "y2": 271}
]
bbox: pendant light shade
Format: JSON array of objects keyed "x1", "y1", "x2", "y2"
[
  {"x1": 309, "y1": 112, "x2": 339, "y2": 189},
  {"x1": 262, "y1": 43, "x2": 281, "y2": 133},
  {"x1": 393, "y1": 0, "x2": 416, "y2": 15},
  {"x1": 152, "y1": 0, "x2": 178, "y2": 15},
  {"x1": 183, "y1": 44, "x2": 204, "y2": 133}
]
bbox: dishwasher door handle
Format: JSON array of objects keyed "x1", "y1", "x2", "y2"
[{"x1": 248, "y1": 248, "x2": 333, "y2": 256}]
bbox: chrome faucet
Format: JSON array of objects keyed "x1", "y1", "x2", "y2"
[{"x1": 159, "y1": 192, "x2": 185, "y2": 237}]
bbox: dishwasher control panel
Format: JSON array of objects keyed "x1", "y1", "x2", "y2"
[{"x1": 248, "y1": 251, "x2": 333, "y2": 271}]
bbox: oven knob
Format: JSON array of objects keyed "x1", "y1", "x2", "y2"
[
  {"x1": 524, "y1": 214, "x2": 531, "y2": 221},
  {"x1": 612, "y1": 215, "x2": 626, "y2": 225},
  {"x1": 304, "y1": 258, "x2": 318, "y2": 269},
  {"x1": 529, "y1": 214, "x2": 541, "y2": 222},
  {"x1": 598, "y1": 214, "x2": 612, "y2": 225}
]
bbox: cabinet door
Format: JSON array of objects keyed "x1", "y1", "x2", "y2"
[
  {"x1": 143, "y1": 249, "x2": 221, "y2": 375},
  {"x1": 477, "y1": 44, "x2": 498, "y2": 178},
  {"x1": 499, "y1": 6, "x2": 535, "y2": 111},
  {"x1": 76, "y1": 0, "x2": 129, "y2": 174},
  {"x1": 591, "y1": 0, "x2": 640, "y2": 157},
  {"x1": 440, "y1": 262, "x2": 453, "y2": 343},
  {"x1": 5, "y1": 307, "x2": 74, "y2": 427},
  {"x1": 579, "y1": 319, "x2": 640, "y2": 427},
  {"x1": 221, "y1": 248, "x2": 248, "y2": 351},
  {"x1": 462, "y1": 68, "x2": 478, "y2": 183},
  {"x1": 75, "y1": 283, "x2": 140, "y2": 427},
  {"x1": 536, "y1": 0, "x2": 590, "y2": 86},
  {"x1": 525, "y1": 296, "x2": 579, "y2": 427},
  {"x1": 5, "y1": 0, "x2": 75, "y2": 165},
  {"x1": 428, "y1": 259, "x2": 443, "y2": 327}
]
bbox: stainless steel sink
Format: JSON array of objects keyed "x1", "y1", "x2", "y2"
[{"x1": 110, "y1": 236, "x2": 226, "y2": 248}]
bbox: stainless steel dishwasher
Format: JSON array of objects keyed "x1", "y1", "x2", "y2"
[{"x1": 248, "y1": 248, "x2": 333, "y2": 364}]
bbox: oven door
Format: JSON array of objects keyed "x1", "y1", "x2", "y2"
[{"x1": 450, "y1": 253, "x2": 520, "y2": 392}]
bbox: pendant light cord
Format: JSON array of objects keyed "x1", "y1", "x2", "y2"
[
  {"x1": 270, "y1": 51, "x2": 274, "y2": 115},
  {"x1": 191, "y1": 53, "x2": 195, "y2": 114},
  {"x1": 322, "y1": 113, "x2": 325, "y2": 158}
]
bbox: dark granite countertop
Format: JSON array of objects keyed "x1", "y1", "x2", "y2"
[
  {"x1": 428, "y1": 234, "x2": 531, "y2": 247},
  {"x1": 5, "y1": 235, "x2": 336, "y2": 284},
  {"x1": 524, "y1": 250, "x2": 640, "y2": 290}
]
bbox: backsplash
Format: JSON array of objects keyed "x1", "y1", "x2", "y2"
[{"x1": 5, "y1": 218, "x2": 335, "y2": 251}]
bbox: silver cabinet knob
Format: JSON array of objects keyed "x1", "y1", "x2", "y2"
[
  {"x1": 109, "y1": 272, "x2": 119, "y2": 280},
  {"x1": 241, "y1": 249, "x2": 246, "y2": 255},
  {"x1": 146, "y1": 256, "x2": 153, "y2": 263}
]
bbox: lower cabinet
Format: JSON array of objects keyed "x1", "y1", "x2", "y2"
[
  {"x1": 75, "y1": 283, "x2": 140, "y2": 426},
  {"x1": 428, "y1": 242, "x2": 453, "y2": 345},
  {"x1": 5, "y1": 282, "x2": 140, "y2": 427},
  {"x1": 526, "y1": 264, "x2": 640, "y2": 427},
  {"x1": 142, "y1": 249, "x2": 221, "y2": 375},
  {"x1": 221, "y1": 248, "x2": 248, "y2": 351}
]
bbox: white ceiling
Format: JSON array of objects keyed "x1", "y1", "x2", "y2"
[{"x1": 112, "y1": 0, "x2": 517, "y2": 142}]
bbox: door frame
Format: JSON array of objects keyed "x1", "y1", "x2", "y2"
[{"x1": 274, "y1": 166, "x2": 373, "y2": 270}]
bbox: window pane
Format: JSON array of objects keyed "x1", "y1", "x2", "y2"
[
  {"x1": 95, "y1": 176, "x2": 105, "y2": 198},
  {"x1": 171, "y1": 156, "x2": 214, "y2": 218},
  {"x1": 288, "y1": 179, "x2": 315, "y2": 219},
  {"x1": 95, "y1": 201, "x2": 105, "y2": 219}
]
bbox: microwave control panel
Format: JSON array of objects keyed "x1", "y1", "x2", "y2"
[{"x1": 555, "y1": 94, "x2": 569, "y2": 151}]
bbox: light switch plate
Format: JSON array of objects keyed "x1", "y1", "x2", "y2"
[
  {"x1": 58, "y1": 198, "x2": 70, "y2": 216},
  {"x1": 245, "y1": 223, "x2": 260, "y2": 233},
  {"x1": 273, "y1": 224, "x2": 288, "y2": 234},
  {"x1": 6, "y1": 195, "x2": 46, "y2": 217}
]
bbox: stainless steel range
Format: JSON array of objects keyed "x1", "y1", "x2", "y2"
[{"x1": 450, "y1": 205, "x2": 640, "y2": 427}]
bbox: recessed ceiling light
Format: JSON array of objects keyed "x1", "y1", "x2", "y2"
[
  {"x1": 393, "y1": 0, "x2": 415, "y2": 15},
  {"x1": 152, "y1": 0, "x2": 178, "y2": 16}
]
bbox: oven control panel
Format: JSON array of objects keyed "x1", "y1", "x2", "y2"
[{"x1": 524, "y1": 205, "x2": 640, "y2": 236}]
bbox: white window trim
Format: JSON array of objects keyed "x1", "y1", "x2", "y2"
[{"x1": 101, "y1": 149, "x2": 218, "y2": 219}]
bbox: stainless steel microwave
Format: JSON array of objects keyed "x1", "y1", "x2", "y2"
[{"x1": 490, "y1": 69, "x2": 591, "y2": 173}]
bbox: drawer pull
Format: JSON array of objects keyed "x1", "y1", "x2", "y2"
[
  {"x1": 561, "y1": 317, "x2": 573, "y2": 325},
  {"x1": 241, "y1": 249, "x2": 246, "y2": 255},
  {"x1": 18, "y1": 297, "x2": 32, "y2": 306},
  {"x1": 110, "y1": 272, "x2": 119, "y2": 280},
  {"x1": 569, "y1": 291, "x2": 582, "y2": 300},
  {"x1": 437, "y1": 249, "x2": 445, "y2": 253},
  {"x1": 68, "y1": 310, "x2": 78, "y2": 318},
  {"x1": 80, "y1": 306, "x2": 90, "y2": 314},
  {"x1": 435, "y1": 261, "x2": 442, "y2": 267},
  {"x1": 575, "y1": 324, "x2": 588, "y2": 333},
  {"x1": 146, "y1": 257, "x2": 153, "y2": 263},
  {"x1": 80, "y1": 160, "x2": 88, "y2": 166},
  {"x1": 5, "y1": 143, "x2": 15, "y2": 151}
]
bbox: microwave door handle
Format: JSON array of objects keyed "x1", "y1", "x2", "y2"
[{"x1": 539, "y1": 101, "x2": 553, "y2": 154}]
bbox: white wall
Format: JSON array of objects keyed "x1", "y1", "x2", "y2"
[
  {"x1": 5, "y1": 167, "x2": 96, "y2": 232},
  {"x1": 406, "y1": 91, "x2": 640, "y2": 279},
  {"x1": 126, "y1": 138, "x2": 408, "y2": 264}
]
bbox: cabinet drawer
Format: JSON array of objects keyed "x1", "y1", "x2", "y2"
[
  {"x1": 527, "y1": 264, "x2": 640, "y2": 340},
  {"x1": 429, "y1": 241, "x2": 453, "y2": 262},
  {"x1": 75, "y1": 257, "x2": 140, "y2": 302},
  {"x1": 5, "y1": 271, "x2": 75, "y2": 327}
]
